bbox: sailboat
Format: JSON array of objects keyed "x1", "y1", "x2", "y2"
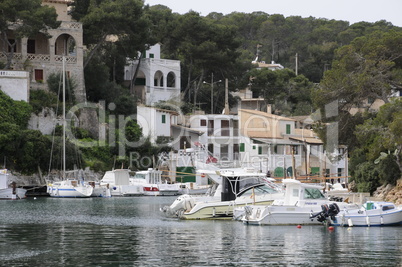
[{"x1": 47, "y1": 56, "x2": 93, "y2": 198}]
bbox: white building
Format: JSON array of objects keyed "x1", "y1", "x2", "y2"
[
  {"x1": 136, "y1": 106, "x2": 179, "y2": 144},
  {"x1": 0, "y1": 70, "x2": 29, "y2": 101},
  {"x1": 238, "y1": 109, "x2": 348, "y2": 181},
  {"x1": 124, "y1": 44, "x2": 181, "y2": 106},
  {"x1": 0, "y1": 0, "x2": 86, "y2": 101}
]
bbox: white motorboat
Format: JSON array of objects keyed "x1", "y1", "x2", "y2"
[
  {"x1": 130, "y1": 169, "x2": 180, "y2": 196},
  {"x1": 0, "y1": 169, "x2": 26, "y2": 200},
  {"x1": 47, "y1": 178, "x2": 93, "y2": 198},
  {"x1": 101, "y1": 169, "x2": 144, "y2": 196},
  {"x1": 241, "y1": 179, "x2": 357, "y2": 225},
  {"x1": 88, "y1": 181, "x2": 111, "y2": 197},
  {"x1": 318, "y1": 201, "x2": 402, "y2": 227},
  {"x1": 161, "y1": 168, "x2": 283, "y2": 219}
]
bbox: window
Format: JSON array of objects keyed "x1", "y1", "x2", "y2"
[
  {"x1": 208, "y1": 143, "x2": 214, "y2": 154},
  {"x1": 221, "y1": 145, "x2": 229, "y2": 160},
  {"x1": 34, "y1": 69, "x2": 43, "y2": 82},
  {"x1": 240, "y1": 143, "x2": 245, "y2": 152},
  {"x1": 258, "y1": 146, "x2": 262, "y2": 155},
  {"x1": 180, "y1": 136, "x2": 191, "y2": 149},
  {"x1": 149, "y1": 53, "x2": 154, "y2": 58},
  {"x1": 200, "y1": 119, "x2": 206, "y2": 126},
  {"x1": 304, "y1": 188, "x2": 325, "y2": 199},
  {"x1": 286, "y1": 124, "x2": 291, "y2": 134},
  {"x1": 233, "y1": 144, "x2": 239, "y2": 160},
  {"x1": 161, "y1": 114, "x2": 166, "y2": 124},
  {"x1": 208, "y1": 120, "x2": 214, "y2": 136},
  {"x1": 221, "y1": 120, "x2": 229, "y2": 136},
  {"x1": 233, "y1": 120, "x2": 239, "y2": 136},
  {"x1": 27, "y1": 39, "x2": 35, "y2": 54},
  {"x1": 167, "y1": 72, "x2": 175, "y2": 88}
]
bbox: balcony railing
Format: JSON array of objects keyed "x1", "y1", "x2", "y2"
[{"x1": 0, "y1": 52, "x2": 76, "y2": 64}]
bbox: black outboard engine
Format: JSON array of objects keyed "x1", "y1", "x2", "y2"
[{"x1": 310, "y1": 203, "x2": 340, "y2": 222}]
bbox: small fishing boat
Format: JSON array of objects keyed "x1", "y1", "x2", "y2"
[
  {"x1": 240, "y1": 179, "x2": 355, "y2": 225},
  {"x1": 0, "y1": 169, "x2": 26, "y2": 200},
  {"x1": 317, "y1": 201, "x2": 402, "y2": 227}
]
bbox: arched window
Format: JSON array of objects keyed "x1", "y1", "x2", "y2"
[
  {"x1": 154, "y1": 70, "x2": 163, "y2": 87},
  {"x1": 55, "y1": 34, "x2": 76, "y2": 56},
  {"x1": 167, "y1": 71, "x2": 176, "y2": 88}
]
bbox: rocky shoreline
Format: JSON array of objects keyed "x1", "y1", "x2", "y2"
[{"x1": 373, "y1": 179, "x2": 402, "y2": 205}]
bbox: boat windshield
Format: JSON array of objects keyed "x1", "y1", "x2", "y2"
[
  {"x1": 304, "y1": 188, "x2": 325, "y2": 199},
  {"x1": 238, "y1": 184, "x2": 279, "y2": 197},
  {"x1": 134, "y1": 174, "x2": 146, "y2": 179}
]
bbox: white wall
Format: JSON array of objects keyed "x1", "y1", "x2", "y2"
[{"x1": 0, "y1": 70, "x2": 29, "y2": 101}]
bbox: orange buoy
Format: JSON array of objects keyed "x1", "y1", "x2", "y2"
[
  {"x1": 328, "y1": 226, "x2": 334, "y2": 231},
  {"x1": 297, "y1": 225, "x2": 302, "y2": 228}
]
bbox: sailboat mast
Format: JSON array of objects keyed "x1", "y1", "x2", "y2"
[{"x1": 62, "y1": 56, "x2": 66, "y2": 180}]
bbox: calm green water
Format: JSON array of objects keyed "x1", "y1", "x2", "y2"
[{"x1": 0, "y1": 197, "x2": 401, "y2": 266}]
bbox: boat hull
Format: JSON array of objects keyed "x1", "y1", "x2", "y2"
[
  {"x1": 243, "y1": 206, "x2": 325, "y2": 225},
  {"x1": 180, "y1": 200, "x2": 274, "y2": 220},
  {"x1": 109, "y1": 185, "x2": 144, "y2": 197},
  {"x1": 0, "y1": 188, "x2": 27, "y2": 200},
  {"x1": 330, "y1": 209, "x2": 402, "y2": 227},
  {"x1": 47, "y1": 185, "x2": 93, "y2": 198}
]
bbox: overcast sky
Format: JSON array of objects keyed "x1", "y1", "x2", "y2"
[{"x1": 144, "y1": 0, "x2": 402, "y2": 27}]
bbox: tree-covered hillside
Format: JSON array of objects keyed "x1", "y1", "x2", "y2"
[{"x1": 2, "y1": 0, "x2": 402, "y2": 193}]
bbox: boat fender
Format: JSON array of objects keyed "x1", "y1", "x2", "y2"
[{"x1": 366, "y1": 216, "x2": 370, "y2": 227}]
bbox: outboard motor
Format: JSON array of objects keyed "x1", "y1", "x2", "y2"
[{"x1": 310, "y1": 203, "x2": 340, "y2": 222}]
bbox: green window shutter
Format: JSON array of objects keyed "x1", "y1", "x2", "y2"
[
  {"x1": 258, "y1": 146, "x2": 262, "y2": 155},
  {"x1": 286, "y1": 124, "x2": 291, "y2": 134},
  {"x1": 240, "y1": 143, "x2": 245, "y2": 152},
  {"x1": 162, "y1": 114, "x2": 166, "y2": 124}
]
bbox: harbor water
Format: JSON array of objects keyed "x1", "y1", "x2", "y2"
[{"x1": 1, "y1": 196, "x2": 401, "y2": 266}]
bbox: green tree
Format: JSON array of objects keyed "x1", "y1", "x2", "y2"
[
  {"x1": 162, "y1": 11, "x2": 240, "y2": 107},
  {"x1": 316, "y1": 31, "x2": 402, "y2": 112},
  {"x1": 247, "y1": 68, "x2": 313, "y2": 115},
  {"x1": 70, "y1": 0, "x2": 151, "y2": 68},
  {"x1": 0, "y1": 0, "x2": 60, "y2": 69},
  {"x1": 0, "y1": 90, "x2": 32, "y2": 128},
  {"x1": 352, "y1": 99, "x2": 402, "y2": 187}
]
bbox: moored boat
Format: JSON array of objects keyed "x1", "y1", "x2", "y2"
[
  {"x1": 101, "y1": 169, "x2": 144, "y2": 196},
  {"x1": 161, "y1": 168, "x2": 283, "y2": 219},
  {"x1": 320, "y1": 201, "x2": 402, "y2": 227},
  {"x1": 131, "y1": 168, "x2": 180, "y2": 196},
  {"x1": 0, "y1": 169, "x2": 27, "y2": 200},
  {"x1": 240, "y1": 179, "x2": 356, "y2": 225},
  {"x1": 47, "y1": 178, "x2": 93, "y2": 198}
]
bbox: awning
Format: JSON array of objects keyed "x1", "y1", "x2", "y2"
[
  {"x1": 289, "y1": 136, "x2": 323, "y2": 144},
  {"x1": 252, "y1": 138, "x2": 301, "y2": 145},
  {"x1": 171, "y1": 124, "x2": 205, "y2": 135}
]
